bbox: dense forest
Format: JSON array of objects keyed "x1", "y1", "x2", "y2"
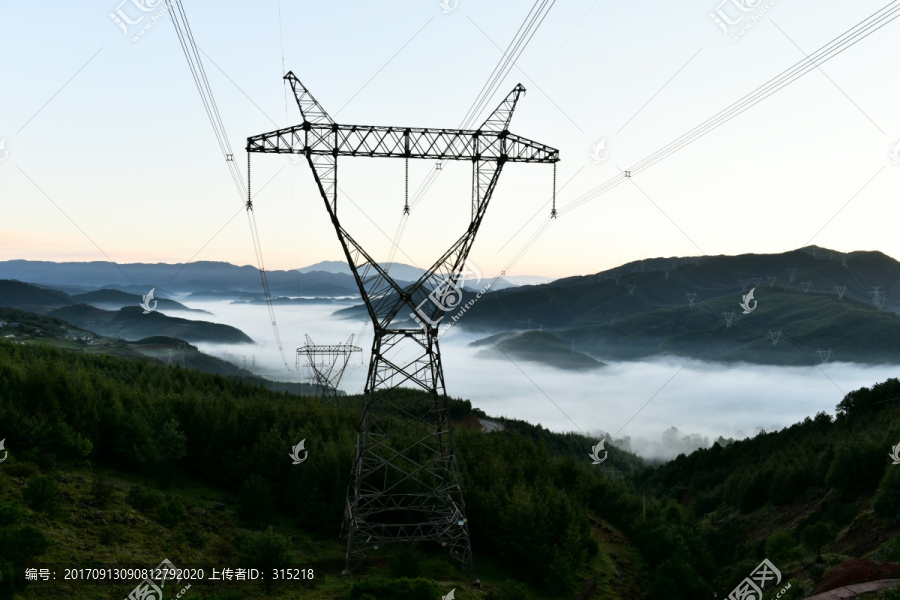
[{"x1": 0, "y1": 338, "x2": 898, "y2": 599}]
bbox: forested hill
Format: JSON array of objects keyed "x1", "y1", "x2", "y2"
[
  {"x1": 0, "y1": 280, "x2": 253, "y2": 344},
  {"x1": 635, "y1": 378, "x2": 900, "y2": 598},
  {"x1": 0, "y1": 339, "x2": 899, "y2": 599},
  {"x1": 459, "y1": 246, "x2": 900, "y2": 366}
]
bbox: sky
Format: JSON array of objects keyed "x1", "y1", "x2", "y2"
[{"x1": 3, "y1": 0, "x2": 900, "y2": 279}]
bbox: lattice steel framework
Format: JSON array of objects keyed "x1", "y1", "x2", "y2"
[
  {"x1": 296, "y1": 334, "x2": 361, "y2": 400},
  {"x1": 248, "y1": 72, "x2": 559, "y2": 578}
]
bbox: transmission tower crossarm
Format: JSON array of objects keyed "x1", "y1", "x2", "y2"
[{"x1": 247, "y1": 123, "x2": 557, "y2": 163}]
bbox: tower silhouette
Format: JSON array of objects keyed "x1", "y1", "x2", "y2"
[{"x1": 247, "y1": 73, "x2": 558, "y2": 577}]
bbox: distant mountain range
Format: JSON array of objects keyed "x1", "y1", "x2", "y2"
[
  {"x1": 450, "y1": 246, "x2": 900, "y2": 367},
  {"x1": 0, "y1": 280, "x2": 251, "y2": 344},
  {"x1": 298, "y1": 260, "x2": 549, "y2": 288},
  {"x1": 0, "y1": 260, "x2": 364, "y2": 297},
  {"x1": 0, "y1": 259, "x2": 542, "y2": 299}
]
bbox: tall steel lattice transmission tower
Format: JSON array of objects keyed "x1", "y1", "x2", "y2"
[
  {"x1": 296, "y1": 334, "x2": 361, "y2": 400},
  {"x1": 247, "y1": 73, "x2": 559, "y2": 578}
]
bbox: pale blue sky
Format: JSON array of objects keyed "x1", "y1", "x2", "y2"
[{"x1": 2, "y1": 0, "x2": 900, "y2": 279}]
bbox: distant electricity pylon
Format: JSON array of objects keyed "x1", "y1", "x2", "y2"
[
  {"x1": 816, "y1": 349, "x2": 833, "y2": 364},
  {"x1": 768, "y1": 330, "x2": 782, "y2": 346},
  {"x1": 739, "y1": 279, "x2": 750, "y2": 292},
  {"x1": 870, "y1": 286, "x2": 887, "y2": 309},
  {"x1": 767, "y1": 276, "x2": 776, "y2": 287},
  {"x1": 786, "y1": 268, "x2": 798, "y2": 284},
  {"x1": 249, "y1": 73, "x2": 557, "y2": 578},
  {"x1": 664, "y1": 268, "x2": 671, "y2": 280},
  {"x1": 800, "y1": 282, "x2": 812, "y2": 293},
  {"x1": 614, "y1": 275, "x2": 621, "y2": 285},
  {"x1": 686, "y1": 292, "x2": 697, "y2": 308},
  {"x1": 842, "y1": 254, "x2": 848, "y2": 269},
  {"x1": 627, "y1": 284, "x2": 637, "y2": 296},
  {"x1": 751, "y1": 277, "x2": 762, "y2": 287},
  {"x1": 723, "y1": 311, "x2": 735, "y2": 328},
  {"x1": 296, "y1": 334, "x2": 362, "y2": 399},
  {"x1": 834, "y1": 286, "x2": 847, "y2": 301}
]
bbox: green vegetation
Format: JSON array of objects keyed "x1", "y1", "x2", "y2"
[
  {"x1": 463, "y1": 247, "x2": 900, "y2": 366},
  {"x1": 1, "y1": 336, "x2": 899, "y2": 598},
  {"x1": 470, "y1": 330, "x2": 605, "y2": 370}
]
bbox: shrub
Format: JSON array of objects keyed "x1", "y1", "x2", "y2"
[
  {"x1": 646, "y1": 556, "x2": 713, "y2": 600},
  {"x1": 0, "y1": 525, "x2": 50, "y2": 564},
  {"x1": 234, "y1": 527, "x2": 292, "y2": 594},
  {"x1": 125, "y1": 485, "x2": 161, "y2": 512},
  {"x1": 388, "y1": 544, "x2": 424, "y2": 579},
  {"x1": 237, "y1": 474, "x2": 274, "y2": 529},
  {"x1": 765, "y1": 532, "x2": 799, "y2": 564},
  {"x1": 22, "y1": 475, "x2": 60, "y2": 514},
  {"x1": 0, "y1": 500, "x2": 25, "y2": 526},
  {"x1": 91, "y1": 476, "x2": 116, "y2": 509},
  {"x1": 801, "y1": 523, "x2": 835, "y2": 561},
  {"x1": 826, "y1": 441, "x2": 885, "y2": 494},
  {"x1": 4, "y1": 462, "x2": 40, "y2": 479},
  {"x1": 97, "y1": 524, "x2": 128, "y2": 546},
  {"x1": 156, "y1": 499, "x2": 186, "y2": 528},
  {"x1": 874, "y1": 466, "x2": 900, "y2": 518}
]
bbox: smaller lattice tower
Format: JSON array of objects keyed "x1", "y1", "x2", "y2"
[{"x1": 296, "y1": 334, "x2": 362, "y2": 400}]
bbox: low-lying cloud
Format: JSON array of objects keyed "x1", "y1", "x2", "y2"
[{"x1": 181, "y1": 299, "x2": 900, "y2": 462}]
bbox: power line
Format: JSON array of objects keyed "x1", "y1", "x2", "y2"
[
  {"x1": 559, "y1": 1, "x2": 900, "y2": 216},
  {"x1": 384, "y1": 0, "x2": 558, "y2": 269},
  {"x1": 167, "y1": 0, "x2": 295, "y2": 373}
]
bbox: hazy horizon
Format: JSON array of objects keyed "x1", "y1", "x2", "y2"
[{"x1": 4, "y1": 1, "x2": 900, "y2": 279}]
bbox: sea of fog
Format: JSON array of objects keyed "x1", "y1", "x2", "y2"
[{"x1": 165, "y1": 299, "x2": 900, "y2": 461}]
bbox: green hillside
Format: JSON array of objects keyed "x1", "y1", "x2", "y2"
[
  {"x1": 71, "y1": 289, "x2": 210, "y2": 313},
  {"x1": 48, "y1": 304, "x2": 253, "y2": 344},
  {"x1": 1, "y1": 338, "x2": 899, "y2": 599},
  {"x1": 0, "y1": 280, "x2": 249, "y2": 345},
  {"x1": 0, "y1": 307, "x2": 317, "y2": 397},
  {"x1": 470, "y1": 330, "x2": 605, "y2": 370},
  {"x1": 463, "y1": 247, "x2": 900, "y2": 367}
]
